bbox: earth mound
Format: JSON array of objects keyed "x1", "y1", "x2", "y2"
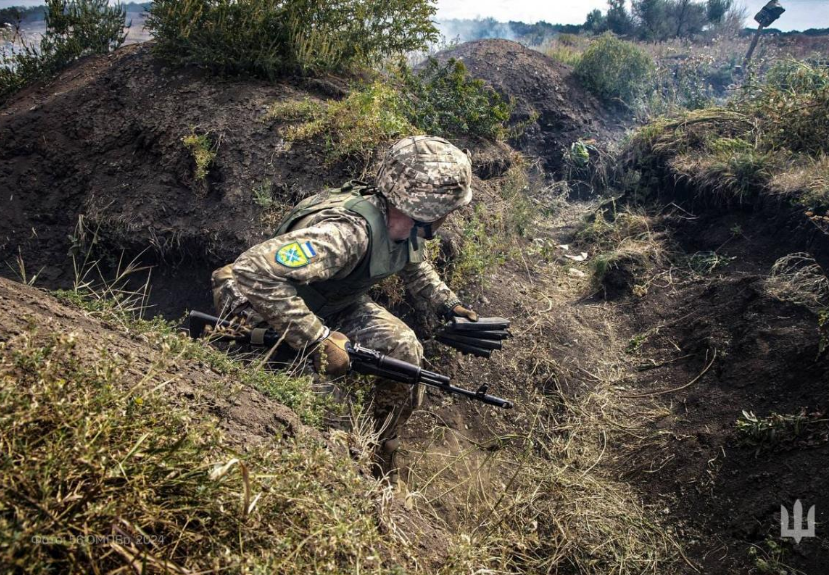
[
  {"x1": 433, "y1": 39, "x2": 623, "y2": 180},
  {"x1": 0, "y1": 43, "x2": 346, "y2": 315}
]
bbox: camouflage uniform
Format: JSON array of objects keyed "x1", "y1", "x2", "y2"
[{"x1": 212, "y1": 136, "x2": 473, "y2": 441}]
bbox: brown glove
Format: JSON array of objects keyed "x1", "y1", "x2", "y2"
[
  {"x1": 312, "y1": 330, "x2": 351, "y2": 377},
  {"x1": 451, "y1": 304, "x2": 479, "y2": 322}
]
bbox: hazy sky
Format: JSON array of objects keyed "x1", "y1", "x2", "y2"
[{"x1": 2, "y1": 0, "x2": 828, "y2": 31}]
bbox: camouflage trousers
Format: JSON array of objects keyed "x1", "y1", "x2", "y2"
[{"x1": 212, "y1": 266, "x2": 424, "y2": 441}]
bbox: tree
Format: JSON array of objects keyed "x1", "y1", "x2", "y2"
[
  {"x1": 670, "y1": 0, "x2": 707, "y2": 37},
  {"x1": 584, "y1": 9, "x2": 608, "y2": 33},
  {"x1": 633, "y1": 0, "x2": 670, "y2": 40},
  {"x1": 706, "y1": 0, "x2": 732, "y2": 24},
  {"x1": 606, "y1": 0, "x2": 635, "y2": 35}
]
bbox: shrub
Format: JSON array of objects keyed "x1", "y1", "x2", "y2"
[
  {"x1": 147, "y1": 0, "x2": 438, "y2": 78},
  {"x1": 575, "y1": 34, "x2": 654, "y2": 105},
  {"x1": 744, "y1": 60, "x2": 829, "y2": 156},
  {"x1": 396, "y1": 58, "x2": 513, "y2": 140},
  {"x1": 267, "y1": 60, "x2": 514, "y2": 160},
  {"x1": 0, "y1": 0, "x2": 126, "y2": 103},
  {"x1": 269, "y1": 82, "x2": 419, "y2": 161}
]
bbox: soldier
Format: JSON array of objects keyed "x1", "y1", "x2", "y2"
[{"x1": 211, "y1": 135, "x2": 479, "y2": 481}]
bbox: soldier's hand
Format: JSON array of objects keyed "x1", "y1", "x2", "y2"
[
  {"x1": 451, "y1": 303, "x2": 479, "y2": 322},
  {"x1": 313, "y1": 330, "x2": 351, "y2": 377}
]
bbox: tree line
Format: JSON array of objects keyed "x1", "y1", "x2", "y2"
[{"x1": 585, "y1": 0, "x2": 745, "y2": 40}]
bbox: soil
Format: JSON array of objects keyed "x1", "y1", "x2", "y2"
[
  {"x1": 433, "y1": 39, "x2": 626, "y2": 180},
  {"x1": 613, "y1": 207, "x2": 829, "y2": 574},
  {"x1": 3, "y1": 38, "x2": 829, "y2": 574},
  {"x1": 0, "y1": 43, "x2": 357, "y2": 317}
]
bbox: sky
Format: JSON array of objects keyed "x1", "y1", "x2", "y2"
[{"x1": 2, "y1": 0, "x2": 828, "y2": 32}]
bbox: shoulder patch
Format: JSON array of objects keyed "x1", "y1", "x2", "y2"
[{"x1": 275, "y1": 241, "x2": 318, "y2": 268}]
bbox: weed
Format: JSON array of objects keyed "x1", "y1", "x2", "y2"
[
  {"x1": 5, "y1": 247, "x2": 41, "y2": 286},
  {"x1": 736, "y1": 409, "x2": 829, "y2": 450},
  {"x1": 181, "y1": 131, "x2": 216, "y2": 182},
  {"x1": 686, "y1": 251, "x2": 735, "y2": 275},
  {"x1": 274, "y1": 82, "x2": 418, "y2": 161},
  {"x1": 396, "y1": 57, "x2": 514, "y2": 141},
  {"x1": 252, "y1": 180, "x2": 275, "y2": 208},
  {"x1": 748, "y1": 538, "x2": 803, "y2": 575},
  {"x1": 626, "y1": 332, "x2": 650, "y2": 354},
  {"x1": 447, "y1": 160, "x2": 534, "y2": 291},
  {"x1": 449, "y1": 204, "x2": 507, "y2": 291}
]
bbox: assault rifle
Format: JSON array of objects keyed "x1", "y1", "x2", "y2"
[{"x1": 188, "y1": 311, "x2": 513, "y2": 409}]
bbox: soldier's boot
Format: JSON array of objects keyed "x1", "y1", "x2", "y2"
[{"x1": 374, "y1": 437, "x2": 403, "y2": 489}]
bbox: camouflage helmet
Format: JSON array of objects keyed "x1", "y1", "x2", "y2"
[{"x1": 376, "y1": 135, "x2": 473, "y2": 222}]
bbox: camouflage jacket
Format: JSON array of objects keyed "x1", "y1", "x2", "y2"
[{"x1": 231, "y1": 193, "x2": 461, "y2": 349}]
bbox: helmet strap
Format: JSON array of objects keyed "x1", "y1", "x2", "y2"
[{"x1": 413, "y1": 220, "x2": 435, "y2": 241}]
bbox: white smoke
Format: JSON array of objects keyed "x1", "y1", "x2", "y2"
[{"x1": 435, "y1": 18, "x2": 518, "y2": 44}]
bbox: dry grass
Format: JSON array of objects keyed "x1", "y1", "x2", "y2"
[
  {"x1": 405, "y1": 338, "x2": 683, "y2": 574},
  {"x1": 576, "y1": 208, "x2": 668, "y2": 294},
  {"x1": 764, "y1": 253, "x2": 829, "y2": 314}
]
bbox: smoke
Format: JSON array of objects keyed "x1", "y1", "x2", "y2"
[{"x1": 435, "y1": 18, "x2": 517, "y2": 44}]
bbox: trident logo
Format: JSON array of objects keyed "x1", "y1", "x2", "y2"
[{"x1": 780, "y1": 500, "x2": 815, "y2": 544}]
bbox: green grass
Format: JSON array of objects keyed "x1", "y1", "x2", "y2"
[{"x1": 181, "y1": 132, "x2": 216, "y2": 182}]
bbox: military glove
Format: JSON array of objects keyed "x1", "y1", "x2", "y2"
[
  {"x1": 450, "y1": 303, "x2": 479, "y2": 322},
  {"x1": 312, "y1": 330, "x2": 351, "y2": 377}
]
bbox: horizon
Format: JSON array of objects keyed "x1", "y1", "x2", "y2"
[{"x1": 2, "y1": 0, "x2": 828, "y2": 32}]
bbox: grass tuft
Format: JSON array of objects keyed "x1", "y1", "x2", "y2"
[{"x1": 182, "y1": 131, "x2": 216, "y2": 182}]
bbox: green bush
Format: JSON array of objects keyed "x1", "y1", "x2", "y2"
[
  {"x1": 147, "y1": 0, "x2": 438, "y2": 78},
  {"x1": 0, "y1": 0, "x2": 126, "y2": 103},
  {"x1": 397, "y1": 58, "x2": 513, "y2": 140},
  {"x1": 575, "y1": 34, "x2": 654, "y2": 105},
  {"x1": 269, "y1": 82, "x2": 419, "y2": 160},
  {"x1": 745, "y1": 60, "x2": 829, "y2": 156},
  {"x1": 267, "y1": 59, "x2": 514, "y2": 160}
]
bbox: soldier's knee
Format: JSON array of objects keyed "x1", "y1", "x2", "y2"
[{"x1": 388, "y1": 330, "x2": 423, "y2": 364}]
